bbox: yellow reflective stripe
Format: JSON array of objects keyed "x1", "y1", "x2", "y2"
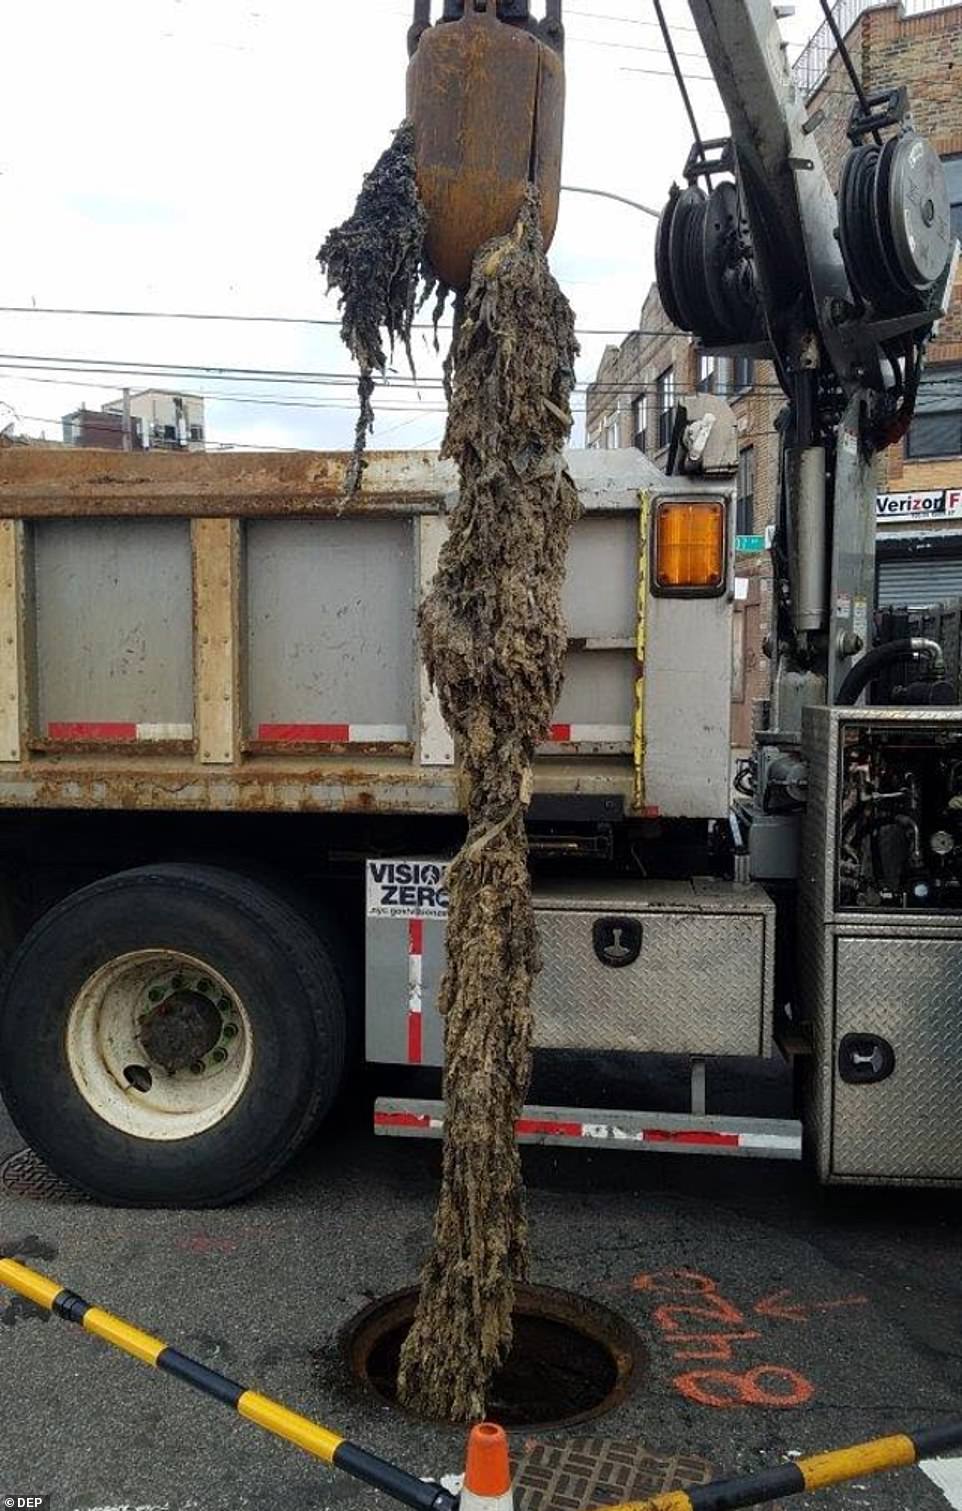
[
  {"x1": 598, "y1": 1497, "x2": 694, "y2": 1511},
  {"x1": 237, "y1": 1391, "x2": 343, "y2": 1464},
  {"x1": 82, "y1": 1307, "x2": 166, "y2": 1366},
  {"x1": 0, "y1": 1257, "x2": 62, "y2": 1310},
  {"x1": 633, "y1": 489, "x2": 651, "y2": 814},
  {"x1": 800, "y1": 1435, "x2": 916, "y2": 1491}
]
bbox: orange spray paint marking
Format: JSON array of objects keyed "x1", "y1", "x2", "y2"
[
  {"x1": 674, "y1": 1365, "x2": 815, "y2": 1410},
  {"x1": 669, "y1": 1331, "x2": 762, "y2": 1363},
  {"x1": 634, "y1": 1268, "x2": 816, "y2": 1410},
  {"x1": 754, "y1": 1289, "x2": 870, "y2": 1323},
  {"x1": 633, "y1": 1269, "x2": 718, "y2": 1296}
]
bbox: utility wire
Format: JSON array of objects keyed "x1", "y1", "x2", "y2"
[
  {"x1": 14, "y1": 408, "x2": 788, "y2": 449},
  {"x1": 0, "y1": 354, "x2": 794, "y2": 396},
  {"x1": 0, "y1": 305, "x2": 667, "y2": 340}
]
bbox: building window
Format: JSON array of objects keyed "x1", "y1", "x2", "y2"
[
  {"x1": 945, "y1": 154, "x2": 962, "y2": 244},
  {"x1": 632, "y1": 394, "x2": 647, "y2": 451},
  {"x1": 189, "y1": 424, "x2": 204, "y2": 443},
  {"x1": 732, "y1": 355, "x2": 754, "y2": 393},
  {"x1": 736, "y1": 445, "x2": 755, "y2": 536},
  {"x1": 906, "y1": 363, "x2": 962, "y2": 459},
  {"x1": 656, "y1": 367, "x2": 674, "y2": 450},
  {"x1": 696, "y1": 354, "x2": 716, "y2": 394}
]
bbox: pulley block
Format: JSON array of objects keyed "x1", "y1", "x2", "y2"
[
  {"x1": 655, "y1": 179, "x2": 760, "y2": 345},
  {"x1": 837, "y1": 130, "x2": 951, "y2": 315}
]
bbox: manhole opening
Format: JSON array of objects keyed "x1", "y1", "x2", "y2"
[{"x1": 343, "y1": 1284, "x2": 645, "y2": 1428}]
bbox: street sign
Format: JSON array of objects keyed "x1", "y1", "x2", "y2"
[{"x1": 735, "y1": 534, "x2": 766, "y2": 553}]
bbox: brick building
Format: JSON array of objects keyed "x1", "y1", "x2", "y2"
[{"x1": 586, "y1": 0, "x2": 962, "y2": 743}]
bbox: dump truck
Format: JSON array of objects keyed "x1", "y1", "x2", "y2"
[{"x1": 0, "y1": 440, "x2": 771, "y2": 1204}]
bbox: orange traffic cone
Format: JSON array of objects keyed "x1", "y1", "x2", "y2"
[{"x1": 461, "y1": 1422, "x2": 513, "y2": 1511}]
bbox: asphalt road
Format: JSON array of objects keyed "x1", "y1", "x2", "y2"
[{"x1": 1, "y1": 1056, "x2": 962, "y2": 1511}]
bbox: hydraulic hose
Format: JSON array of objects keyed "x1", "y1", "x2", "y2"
[{"x1": 835, "y1": 638, "x2": 945, "y2": 707}]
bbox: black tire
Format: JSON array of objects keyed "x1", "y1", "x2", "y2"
[{"x1": 0, "y1": 864, "x2": 347, "y2": 1207}]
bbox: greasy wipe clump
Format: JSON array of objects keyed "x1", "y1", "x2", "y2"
[
  {"x1": 317, "y1": 122, "x2": 427, "y2": 493},
  {"x1": 398, "y1": 188, "x2": 580, "y2": 1423}
]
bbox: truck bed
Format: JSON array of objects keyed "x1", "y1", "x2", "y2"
[{"x1": 0, "y1": 443, "x2": 732, "y2": 820}]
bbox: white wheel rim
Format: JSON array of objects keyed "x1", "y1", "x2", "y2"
[{"x1": 65, "y1": 950, "x2": 254, "y2": 1141}]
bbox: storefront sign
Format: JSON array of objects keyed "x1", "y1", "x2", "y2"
[{"x1": 876, "y1": 488, "x2": 962, "y2": 521}]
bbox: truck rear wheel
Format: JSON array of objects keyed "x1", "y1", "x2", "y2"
[{"x1": 0, "y1": 864, "x2": 347, "y2": 1206}]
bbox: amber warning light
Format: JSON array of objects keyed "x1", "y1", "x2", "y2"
[{"x1": 654, "y1": 499, "x2": 726, "y2": 594}]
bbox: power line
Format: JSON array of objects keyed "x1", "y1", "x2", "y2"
[
  {"x1": 16, "y1": 407, "x2": 789, "y2": 451},
  {"x1": 0, "y1": 353, "x2": 795, "y2": 397},
  {"x1": 566, "y1": 30, "x2": 707, "y2": 59},
  {"x1": 567, "y1": 6, "x2": 699, "y2": 32},
  {"x1": 619, "y1": 63, "x2": 715, "y2": 82},
  {"x1": 0, "y1": 305, "x2": 662, "y2": 340},
  {"x1": 12, "y1": 349, "x2": 956, "y2": 403}
]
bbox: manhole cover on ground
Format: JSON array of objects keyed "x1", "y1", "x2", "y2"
[
  {"x1": 513, "y1": 1438, "x2": 713, "y2": 1511},
  {"x1": 343, "y1": 1284, "x2": 646, "y2": 1429},
  {"x1": 1, "y1": 1147, "x2": 91, "y2": 1204}
]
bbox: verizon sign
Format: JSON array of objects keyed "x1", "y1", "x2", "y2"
[{"x1": 877, "y1": 488, "x2": 962, "y2": 521}]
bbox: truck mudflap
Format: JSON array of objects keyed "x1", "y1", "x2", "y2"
[{"x1": 374, "y1": 1099, "x2": 802, "y2": 1160}]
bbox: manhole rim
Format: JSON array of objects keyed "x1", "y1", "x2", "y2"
[{"x1": 341, "y1": 1280, "x2": 646, "y2": 1431}]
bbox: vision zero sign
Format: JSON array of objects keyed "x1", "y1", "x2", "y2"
[{"x1": 366, "y1": 859, "x2": 450, "y2": 918}]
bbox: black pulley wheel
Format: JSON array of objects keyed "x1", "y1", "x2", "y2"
[
  {"x1": 655, "y1": 185, "x2": 689, "y2": 330},
  {"x1": 671, "y1": 185, "x2": 714, "y2": 335},
  {"x1": 838, "y1": 143, "x2": 890, "y2": 310},
  {"x1": 0, "y1": 864, "x2": 348, "y2": 1206},
  {"x1": 839, "y1": 131, "x2": 952, "y2": 312},
  {"x1": 702, "y1": 179, "x2": 758, "y2": 342}
]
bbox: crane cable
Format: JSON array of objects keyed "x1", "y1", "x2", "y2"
[
  {"x1": 649, "y1": 0, "x2": 712, "y2": 188},
  {"x1": 816, "y1": 0, "x2": 882, "y2": 145}
]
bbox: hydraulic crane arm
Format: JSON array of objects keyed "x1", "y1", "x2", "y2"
[{"x1": 658, "y1": 0, "x2": 955, "y2": 730}]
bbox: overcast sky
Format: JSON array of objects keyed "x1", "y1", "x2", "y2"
[{"x1": 0, "y1": 0, "x2": 828, "y2": 452}]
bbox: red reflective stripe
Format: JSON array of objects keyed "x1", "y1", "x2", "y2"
[
  {"x1": 374, "y1": 1111, "x2": 432, "y2": 1130},
  {"x1": 409, "y1": 918, "x2": 423, "y2": 956},
  {"x1": 257, "y1": 723, "x2": 351, "y2": 742},
  {"x1": 48, "y1": 722, "x2": 137, "y2": 741},
  {"x1": 407, "y1": 1014, "x2": 423, "y2": 1065},
  {"x1": 548, "y1": 724, "x2": 572, "y2": 742},
  {"x1": 517, "y1": 1118, "x2": 584, "y2": 1138},
  {"x1": 644, "y1": 1129, "x2": 740, "y2": 1147}
]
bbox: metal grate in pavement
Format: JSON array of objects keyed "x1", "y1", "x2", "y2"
[
  {"x1": 513, "y1": 1438, "x2": 713, "y2": 1511},
  {"x1": 0, "y1": 1146, "x2": 91, "y2": 1204}
]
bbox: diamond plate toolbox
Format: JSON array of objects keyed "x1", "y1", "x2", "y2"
[{"x1": 366, "y1": 872, "x2": 774, "y2": 1065}]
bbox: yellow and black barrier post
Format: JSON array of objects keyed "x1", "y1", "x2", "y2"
[
  {"x1": 0, "y1": 1257, "x2": 457, "y2": 1511},
  {"x1": 608, "y1": 1423, "x2": 962, "y2": 1510}
]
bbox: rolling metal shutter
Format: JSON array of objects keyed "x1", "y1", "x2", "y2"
[{"x1": 877, "y1": 556, "x2": 962, "y2": 608}]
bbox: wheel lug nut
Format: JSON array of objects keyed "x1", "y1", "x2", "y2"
[
  {"x1": 190, "y1": 1060, "x2": 205, "y2": 1075},
  {"x1": 222, "y1": 1024, "x2": 238, "y2": 1040},
  {"x1": 218, "y1": 996, "x2": 231, "y2": 1012},
  {"x1": 197, "y1": 978, "x2": 211, "y2": 993},
  {"x1": 148, "y1": 987, "x2": 164, "y2": 1002},
  {"x1": 211, "y1": 1048, "x2": 228, "y2": 1064}
]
